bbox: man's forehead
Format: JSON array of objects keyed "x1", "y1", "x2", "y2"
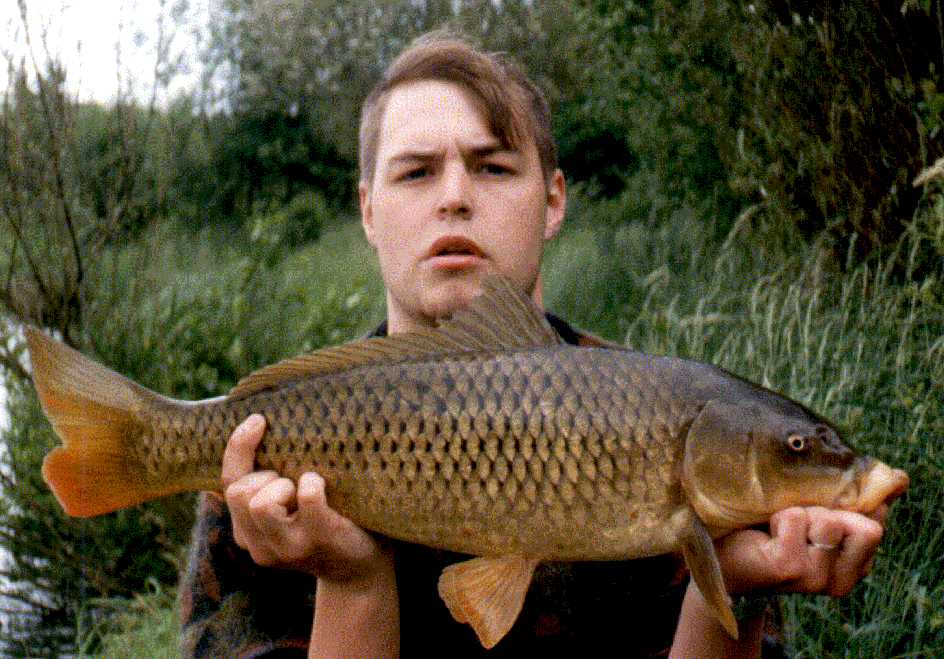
[{"x1": 376, "y1": 80, "x2": 519, "y2": 159}]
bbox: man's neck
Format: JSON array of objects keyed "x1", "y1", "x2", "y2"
[{"x1": 385, "y1": 275, "x2": 546, "y2": 336}]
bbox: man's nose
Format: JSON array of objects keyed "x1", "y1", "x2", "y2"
[{"x1": 437, "y1": 162, "x2": 472, "y2": 218}]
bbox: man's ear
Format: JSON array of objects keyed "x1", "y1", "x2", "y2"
[
  {"x1": 359, "y1": 180, "x2": 376, "y2": 246},
  {"x1": 544, "y1": 169, "x2": 566, "y2": 241}
]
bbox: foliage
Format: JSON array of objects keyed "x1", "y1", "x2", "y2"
[
  {"x1": 0, "y1": 15, "x2": 197, "y2": 347},
  {"x1": 76, "y1": 580, "x2": 179, "y2": 658},
  {"x1": 0, "y1": 215, "x2": 383, "y2": 654},
  {"x1": 247, "y1": 189, "x2": 331, "y2": 267},
  {"x1": 582, "y1": 0, "x2": 944, "y2": 260},
  {"x1": 710, "y1": 0, "x2": 942, "y2": 260},
  {"x1": 0, "y1": 379, "x2": 185, "y2": 654},
  {"x1": 0, "y1": 63, "x2": 90, "y2": 349},
  {"x1": 540, "y1": 0, "x2": 750, "y2": 244}
]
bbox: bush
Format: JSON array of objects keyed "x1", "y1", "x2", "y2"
[
  {"x1": 725, "y1": 0, "x2": 943, "y2": 260},
  {"x1": 583, "y1": 0, "x2": 944, "y2": 261}
]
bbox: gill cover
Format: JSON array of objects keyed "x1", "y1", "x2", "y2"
[{"x1": 682, "y1": 400, "x2": 767, "y2": 531}]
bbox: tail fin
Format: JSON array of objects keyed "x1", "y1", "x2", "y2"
[{"x1": 26, "y1": 327, "x2": 167, "y2": 517}]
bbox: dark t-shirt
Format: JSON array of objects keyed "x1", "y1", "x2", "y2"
[{"x1": 178, "y1": 316, "x2": 688, "y2": 657}]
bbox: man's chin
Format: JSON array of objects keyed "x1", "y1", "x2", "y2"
[{"x1": 422, "y1": 273, "x2": 485, "y2": 321}]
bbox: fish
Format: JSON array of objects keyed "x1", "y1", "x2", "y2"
[{"x1": 25, "y1": 275, "x2": 909, "y2": 648}]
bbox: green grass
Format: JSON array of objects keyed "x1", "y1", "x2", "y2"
[
  {"x1": 77, "y1": 581, "x2": 180, "y2": 658},
  {"x1": 77, "y1": 192, "x2": 944, "y2": 656}
]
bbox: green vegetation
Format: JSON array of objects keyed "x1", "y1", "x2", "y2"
[
  {"x1": 1, "y1": 0, "x2": 942, "y2": 655},
  {"x1": 77, "y1": 580, "x2": 180, "y2": 658}
]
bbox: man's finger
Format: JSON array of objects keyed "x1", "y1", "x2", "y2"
[
  {"x1": 249, "y1": 477, "x2": 298, "y2": 522},
  {"x1": 806, "y1": 506, "x2": 846, "y2": 550},
  {"x1": 768, "y1": 506, "x2": 810, "y2": 545},
  {"x1": 293, "y1": 473, "x2": 372, "y2": 560},
  {"x1": 225, "y1": 470, "x2": 280, "y2": 549},
  {"x1": 221, "y1": 414, "x2": 267, "y2": 489},
  {"x1": 295, "y1": 471, "x2": 328, "y2": 519},
  {"x1": 225, "y1": 470, "x2": 282, "y2": 506},
  {"x1": 826, "y1": 512, "x2": 883, "y2": 596},
  {"x1": 294, "y1": 471, "x2": 344, "y2": 540}
]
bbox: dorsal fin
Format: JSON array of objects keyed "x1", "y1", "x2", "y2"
[{"x1": 228, "y1": 275, "x2": 563, "y2": 399}]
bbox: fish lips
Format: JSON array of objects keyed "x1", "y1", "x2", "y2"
[{"x1": 845, "y1": 459, "x2": 910, "y2": 513}]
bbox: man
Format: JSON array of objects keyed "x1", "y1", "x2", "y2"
[{"x1": 180, "y1": 32, "x2": 889, "y2": 657}]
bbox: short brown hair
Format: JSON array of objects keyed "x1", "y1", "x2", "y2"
[{"x1": 358, "y1": 31, "x2": 557, "y2": 185}]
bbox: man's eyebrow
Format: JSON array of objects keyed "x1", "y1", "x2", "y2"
[
  {"x1": 467, "y1": 144, "x2": 518, "y2": 158},
  {"x1": 387, "y1": 150, "x2": 439, "y2": 164},
  {"x1": 387, "y1": 143, "x2": 518, "y2": 164}
]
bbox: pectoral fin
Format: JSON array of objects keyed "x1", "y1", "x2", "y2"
[
  {"x1": 438, "y1": 555, "x2": 539, "y2": 649},
  {"x1": 681, "y1": 511, "x2": 739, "y2": 639}
]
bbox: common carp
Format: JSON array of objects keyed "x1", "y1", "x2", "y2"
[{"x1": 26, "y1": 275, "x2": 909, "y2": 648}]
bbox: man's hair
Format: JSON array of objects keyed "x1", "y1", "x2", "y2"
[{"x1": 358, "y1": 31, "x2": 557, "y2": 185}]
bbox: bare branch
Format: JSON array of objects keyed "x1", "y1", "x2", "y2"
[
  {"x1": 2, "y1": 209, "x2": 50, "y2": 308},
  {"x1": 106, "y1": 1, "x2": 175, "y2": 239},
  {"x1": 15, "y1": 0, "x2": 84, "y2": 344}
]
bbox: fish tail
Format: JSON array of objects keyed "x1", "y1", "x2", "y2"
[{"x1": 26, "y1": 327, "x2": 169, "y2": 517}]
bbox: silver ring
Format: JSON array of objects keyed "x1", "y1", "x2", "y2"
[{"x1": 810, "y1": 542, "x2": 839, "y2": 551}]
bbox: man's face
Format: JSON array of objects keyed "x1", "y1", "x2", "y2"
[{"x1": 360, "y1": 79, "x2": 565, "y2": 331}]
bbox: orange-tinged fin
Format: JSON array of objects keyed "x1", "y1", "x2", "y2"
[
  {"x1": 681, "y1": 509, "x2": 739, "y2": 639},
  {"x1": 437, "y1": 555, "x2": 539, "y2": 649},
  {"x1": 26, "y1": 327, "x2": 171, "y2": 517},
  {"x1": 230, "y1": 274, "x2": 563, "y2": 398}
]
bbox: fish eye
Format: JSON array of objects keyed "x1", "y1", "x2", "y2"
[{"x1": 787, "y1": 434, "x2": 810, "y2": 453}]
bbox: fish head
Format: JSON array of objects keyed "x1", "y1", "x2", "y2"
[{"x1": 681, "y1": 399, "x2": 909, "y2": 532}]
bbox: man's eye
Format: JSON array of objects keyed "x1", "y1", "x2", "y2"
[
  {"x1": 480, "y1": 162, "x2": 511, "y2": 176},
  {"x1": 401, "y1": 167, "x2": 428, "y2": 181}
]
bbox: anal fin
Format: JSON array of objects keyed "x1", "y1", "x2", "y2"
[
  {"x1": 681, "y1": 510, "x2": 739, "y2": 639},
  {"x1": 437, "y1": 555, "x2": 539, "y2": 649}
]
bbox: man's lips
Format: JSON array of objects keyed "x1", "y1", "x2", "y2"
[{"x1": 426, "y1": 236, "x2": 486, "y2": 269}]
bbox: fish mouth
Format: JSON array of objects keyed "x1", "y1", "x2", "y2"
[{"x1": 836, "y1": 459, "x2": 910, "y2": 513}]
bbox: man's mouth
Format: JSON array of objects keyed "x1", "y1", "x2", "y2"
[{"x1": 427, "y1": 236, "x2": 486, "y2": 269}]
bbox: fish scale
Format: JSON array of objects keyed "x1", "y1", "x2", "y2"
[{"x1": 157, "y1": 348, "x2": 693, "y2": 560}]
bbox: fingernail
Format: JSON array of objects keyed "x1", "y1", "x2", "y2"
[{"x1": 300, "y1": 472, "x2": 323, "y2": 489}]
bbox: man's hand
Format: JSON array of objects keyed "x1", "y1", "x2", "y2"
[
  {"x1": 670, "y1": 505, "x2": 891, "y2": 658},
  {"x1": 221, "y1": 414, "x2": 392, "y2": 586},
  {"x1": 716, "y1": 505, "x2": 888, "y2": 597}
]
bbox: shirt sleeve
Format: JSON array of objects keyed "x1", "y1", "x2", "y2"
[{"x1": 178, "y1": 493, "x2": 314, "y2": 658}]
